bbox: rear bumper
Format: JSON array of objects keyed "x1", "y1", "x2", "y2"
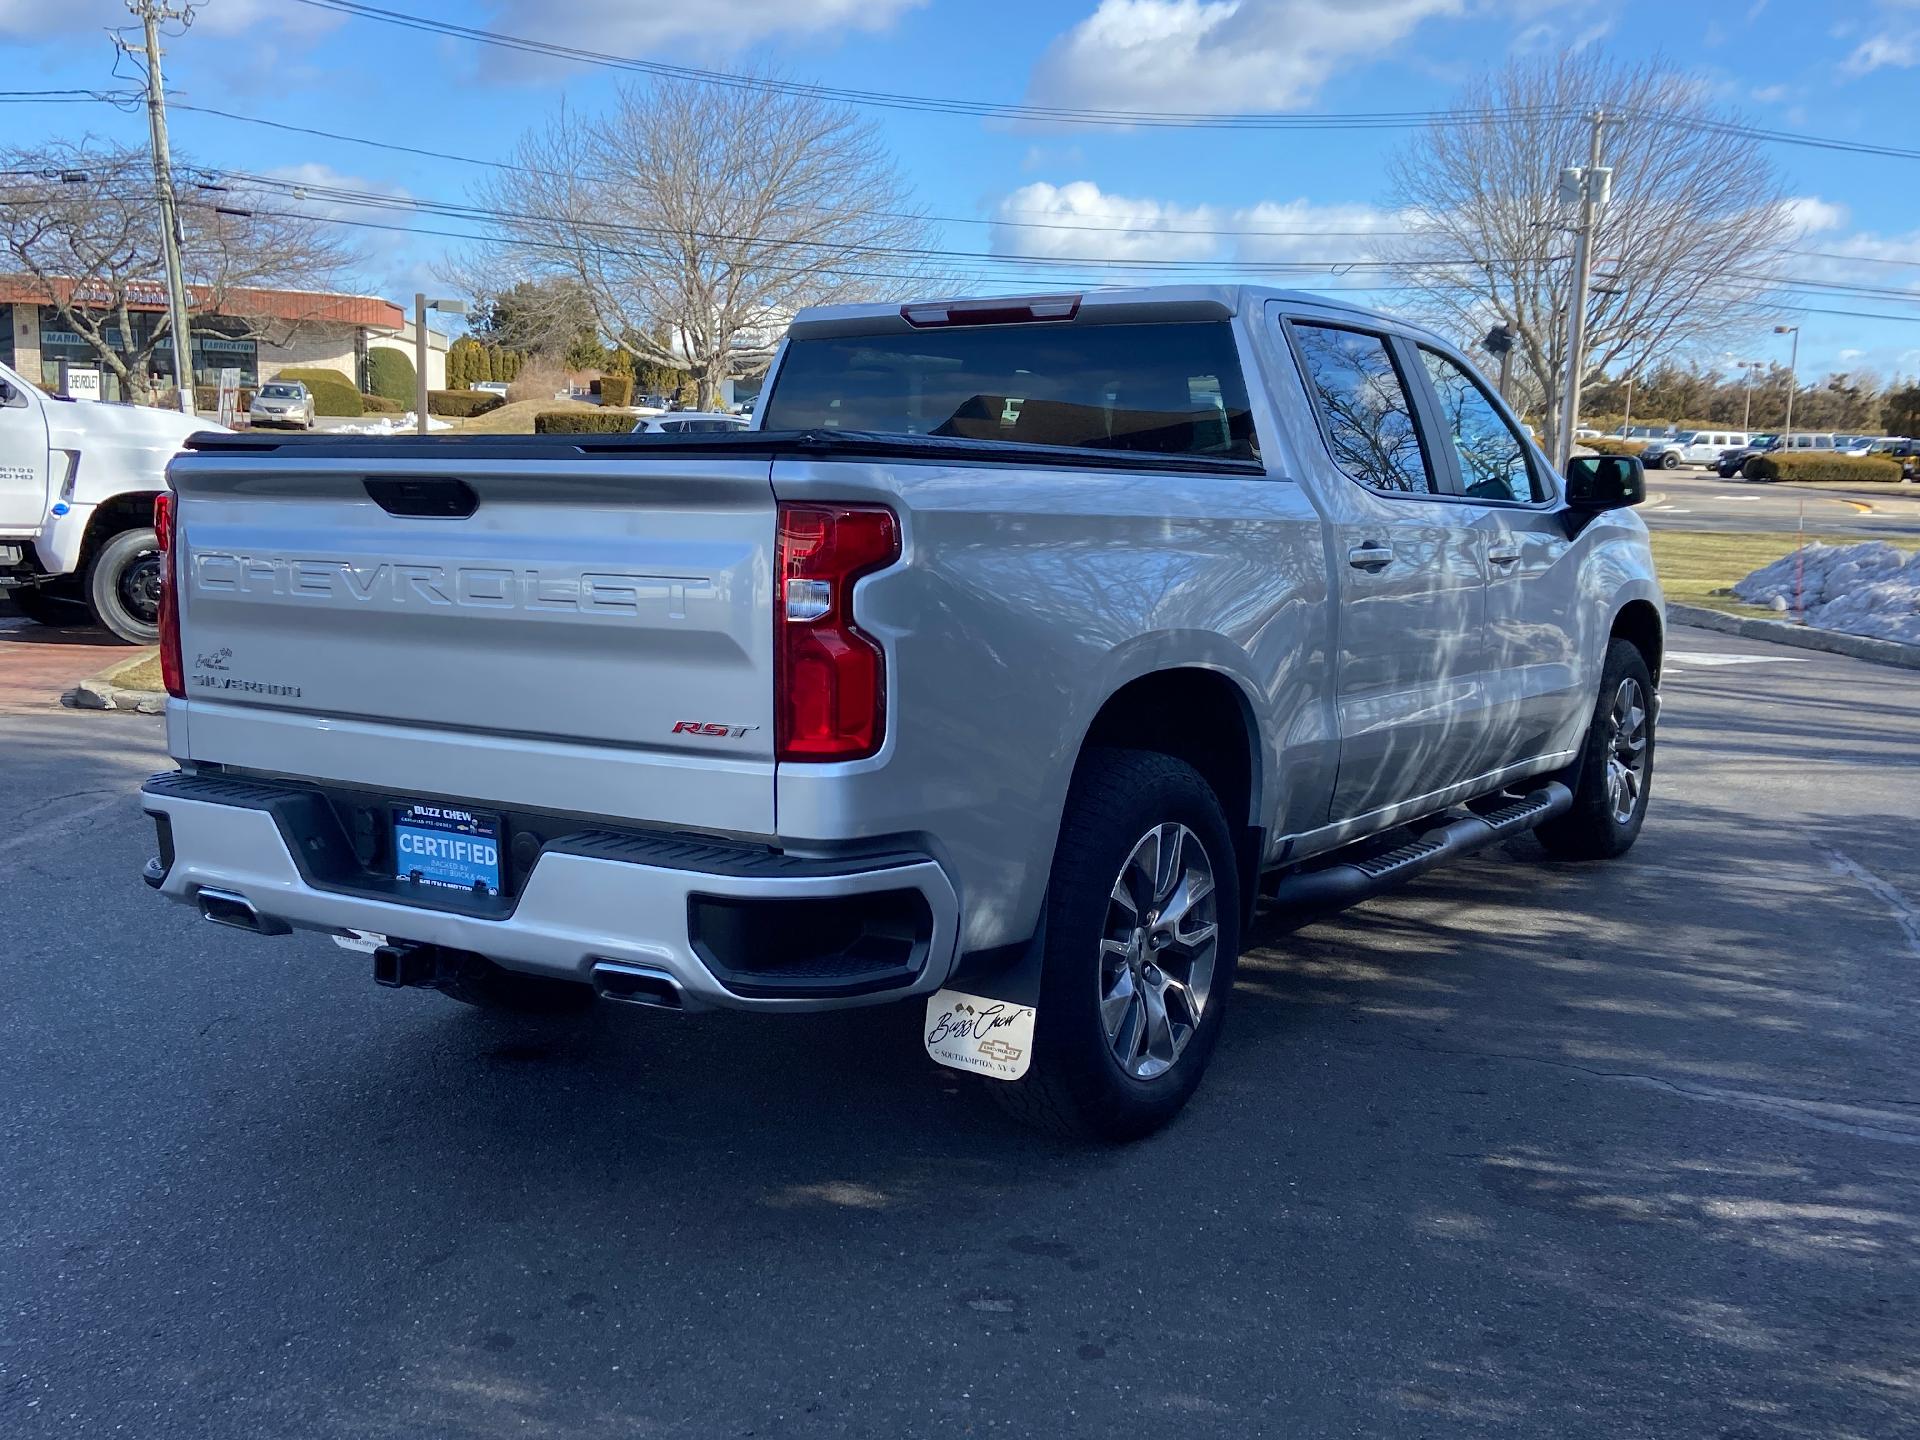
[{"x1": 140, "y1": 771, "x2": 961, "y2": 1012}]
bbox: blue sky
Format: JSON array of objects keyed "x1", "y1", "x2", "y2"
[{"x1": 5, "y1": 0, "x2": 1919, "y2": 383}]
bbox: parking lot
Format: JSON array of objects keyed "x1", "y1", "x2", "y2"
[{"x1": 2, "y1": 620, "x2": 1916, "y2": 1438}]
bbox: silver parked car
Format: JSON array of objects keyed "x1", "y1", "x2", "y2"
[
  {"x1": 632, "y1": 412, "x2": 749, "y2": 434},
  {"x1": 247, "y1": 381, "x2": 314, "y2": 430},
  {"x1": 144, "y1": 284, "x2": 1662, "y2": 1140}
]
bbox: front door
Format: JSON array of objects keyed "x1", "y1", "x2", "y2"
[
  {"x1": 1409, "y1": 342, "x2": 1584, "y2": 770},
  {"x1": 1281, "y1": 317, "x2": 1492, "y2": 825},
  {"x1": 0, "y1": 370, "x2": 50, "y2": 533}
]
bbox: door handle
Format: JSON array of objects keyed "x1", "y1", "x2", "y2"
[
  {"x1": 1488, "y1": 545, "x2": 1522, "y2": 565},
  {"x1": 1347, "y1": 543, "x2": 1394, "y2": 571}
]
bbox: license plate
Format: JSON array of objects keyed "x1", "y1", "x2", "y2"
[{"x1": 393, "y1": 804, "x2": 502, "y2": 895}]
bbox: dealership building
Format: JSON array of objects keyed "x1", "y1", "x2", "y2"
[{"x1": 0, "y1": 277, "x2": 447, "y2": 401}]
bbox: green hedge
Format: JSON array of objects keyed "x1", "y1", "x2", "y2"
[
  {"x1": 1748, "y1": 453, "x2": 1903, "y2": 483},
  {"x1": 599, "y1": 374, "x2": 634, "y2": 408},
  {"x1": 534, "y1": 411, "x2": 635, "y2": 435},
  {"x1": 269, "y1": 367, "x2": 362, "y2": 417},
  {"x1": 1582, "y1": 437, "x2": 1647, "y2": 457},
  {"x1": 365, "y1": 347, "x2": 416, "y2": 405},
  {"x1": 428, "y1": 390, "x2": 506, "y2": 418},
  {"x1": 361, "y1": 394, "x2": 403, "y2": 414}
]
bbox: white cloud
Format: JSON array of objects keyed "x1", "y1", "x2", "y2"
[
  {"x1": 992, "y1": 182, "x2": 1222, "y2": 262},
  {"x1": 0, "y1": 0, "x2": 329, "y2": 41},
  {"x1": 1026, "y1": 0, "x2": 1590, "y2": 113},
  {"x1": 477, "y1": 0, "x2": 924, "y2": 66},
  {"x1": 989, "y1": 180, "x2": 1407, "y2": 283},
  {"x1": 1841, "y1": 0, "x2": 1920, "y2": 74},
  {"x1": 1779, "y1": 196, "x2": 1850, "y2": 236}
]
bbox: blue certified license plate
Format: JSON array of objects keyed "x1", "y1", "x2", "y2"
[{"x1": 393, "y1": 804, "x2": 502, "y2": 895}]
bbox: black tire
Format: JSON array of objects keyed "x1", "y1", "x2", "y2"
[
  {"x1": 1660, "y1": 452, "x2": 1679, "y2": 469},
  {"x1": 438, "y1": 958, "x2": 597, "y2": 1015},
  {"x1": 1742, "y1": 458, "x2": 1768, "y2": 482},
  {"x1": 1537, "y1": 639, "x2": 1655, "y2": 861},
  {"x1": 991, "y1": 748, "x2": 1242, "y2": 1142},
  {"x1": 9, "y1": 585, "x2": 89, "y2": 627},
  {"x1": 84, "y1": 526, "x2": 163, "y2": 645}
]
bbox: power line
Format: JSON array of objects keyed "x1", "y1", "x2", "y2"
[
  {"x1": 286, "y1": 0, "x2": 1580, "y2": 133},
  {"x1": 163, "y1": 102, "x2": 1416, "y2": 240},
  {"x1": 49, "y1": 164, "x2": 1920, "y2": 311},
  {"x1": 290, "y1": 0, "x2": 1920, "y2": 166}
]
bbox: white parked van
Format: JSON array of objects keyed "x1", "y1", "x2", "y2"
[{"x1": 1641, "y1": 429, "x2": 1749, "y2": 469}]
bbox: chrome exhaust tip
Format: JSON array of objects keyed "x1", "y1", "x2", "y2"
[
  {"x1": 195, "y1": 887, "x2": 291, "y2": 936},
  {"x1": 591, "y1": 961, "x2": 686, "y2": 1011}
]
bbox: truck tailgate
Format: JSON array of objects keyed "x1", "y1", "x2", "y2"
[{"x1": 166, "y1": 451, "x2": 778, "y2": 837}]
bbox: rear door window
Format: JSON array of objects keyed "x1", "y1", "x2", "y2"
[
  {"x1": 761, "y1": 320, "x2": 1258, "y2": 461},
  {"x1": 1286, "y1": 322, "x2": 1433, "y2": 495}
]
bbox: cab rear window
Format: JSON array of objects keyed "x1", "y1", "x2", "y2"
[{"x1": 761, "y1": 321, "x2": 1259, "y2": 461}]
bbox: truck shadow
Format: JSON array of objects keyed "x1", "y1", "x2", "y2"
[{"x1": 68, "y1": 794, "x2": 1918, "y2": 1439}]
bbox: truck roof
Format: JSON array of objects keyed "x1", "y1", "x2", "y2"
[{"x1": 787, "y1": 284, "x2": 1431, "y2": 342}]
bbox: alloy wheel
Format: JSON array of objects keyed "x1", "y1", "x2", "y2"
[
  {"x1": 1098, "y1": 823, "x2": 1220, "y2": 1081},
  {"x1": 1604, "y1": 676, "x2": 1649, "y2": 826}
]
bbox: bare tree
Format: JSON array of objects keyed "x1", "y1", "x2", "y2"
[
  {"x1": 1387, "y1": 54, "x2": 1793, "y2": 460},
  {"x1": 0, "y1": 139, "x2": 357, "y2": 404},
  {"x1": 459, "y1": 75, "x2": 937, "y2": 410}
]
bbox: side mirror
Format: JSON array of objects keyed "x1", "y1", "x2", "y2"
[{"x1": 1564, "y1": 453, "x2": 1645, "y2": 510}]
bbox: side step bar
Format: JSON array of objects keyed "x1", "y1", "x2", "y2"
[{"x1": 1268, "y1": 783, "x2": 1573, "y2": 916}]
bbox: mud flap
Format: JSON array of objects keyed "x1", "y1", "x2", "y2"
[{"x1": 922, "y1": 915, "x2": 1047, "y2": 1082}]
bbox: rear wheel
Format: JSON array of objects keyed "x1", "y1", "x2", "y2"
[
  {"x1": 84, "y1": 526, "x2": 162, "y2": 644},
  {"x1": 992, "y1": 749, "x2": 1241, "y2": 1141},
  {"x1": 1537, "y1": 639, "x2": 1655, "y2": 861}
]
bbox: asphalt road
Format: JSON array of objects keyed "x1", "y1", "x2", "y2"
[
  {"x1": 3, "y1": 627, "x2": 1918, "y2": 1438},
  {"x1": 1641, "y1": 468, "x2": 1920, "y2": 537}
]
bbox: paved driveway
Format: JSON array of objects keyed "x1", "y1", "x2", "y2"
[{"x1": 2, "y1": 627, "x2": 1916, "y2": 1438}]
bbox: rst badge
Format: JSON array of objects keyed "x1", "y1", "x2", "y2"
[{"x1": 670, "y1": 721, "x2": 760, "y2": 738}]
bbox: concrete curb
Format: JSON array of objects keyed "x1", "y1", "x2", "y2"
[
  {"x1": 60, "y1": 648, "x2": 166, "y2": 714},
  {"x1": 1668, "y1": 603, "x2": 1920, "y2": 672}
]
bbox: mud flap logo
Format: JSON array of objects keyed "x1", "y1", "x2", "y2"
[{"x1": 924, "y1": 989, "x2": 1035, "y2": 1081}]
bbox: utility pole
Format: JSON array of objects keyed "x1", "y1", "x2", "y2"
[
  {"x1": 1554, "y1": 110, "x2": 1610, "y2": 472},
  {"x1": 1737, "y1": 360, "x2": 1759, "y2": 431},
  {"x1": 414, "y1": 293, "x2": 467, "y2": 433},
  {"x1": 1481, "y1": 323, "x2": 1516, "y2": 405},
  {"x1": 1775, "y1": 325, "x2": 1800, "y2": 437},
  {"x1": 125, "y1": 0, "x2": 198, "y2": 415}
]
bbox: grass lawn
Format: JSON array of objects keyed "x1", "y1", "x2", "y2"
[
  {"x1": 106, "y1": 649, "x2": 164, "y2": 692},
  {"x1": 1648, "y1": 530, "x2": 1920, "y2": 616},
  {"x1": 444, "y1": 398, "x2": 608, "y2": 435}
]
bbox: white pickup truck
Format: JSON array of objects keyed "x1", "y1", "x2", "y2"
[
  {"x1": 141, "y1": 286, "x2": 1661, "y2": 1139},
  {"x1": 0, "y1": 358, "x2": 213, "y2": 642}
]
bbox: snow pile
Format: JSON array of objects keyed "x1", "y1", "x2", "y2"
[
  {"x1": 1732, "y1": 541, "x2": 1920, "y2": 646},
  {"x1": 325, "y1": 413, "x2": 452, "y2": 435}
]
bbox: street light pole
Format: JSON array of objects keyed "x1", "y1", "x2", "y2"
[
  {"x1": 1738, "y1": 361, "x2": 1759, "y2": 431},
  {"x1": 1554, "y1": 109, "x2": 1610, "y2": 472},
  {"x1": 1622, "y1": 373, "x2": 1635, "y2": 432},
  {"x1": 128, "y1": 0, "x2": 197, "y2": 415},
  {"x1": 1774, "y1": 325, "x2": 1800, "y2": 437},
  {"x1": 414, "y1": 294, "x2": 467, "y2": 434}
]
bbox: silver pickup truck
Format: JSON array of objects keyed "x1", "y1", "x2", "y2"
[{"x1": 141, "y1": 285, "x2": 1662, "y2": 1139}]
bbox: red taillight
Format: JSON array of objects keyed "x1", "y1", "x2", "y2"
[
  {"x1": 775, "y1": 503, "x2": 899, "y2": 761},
  {"x1": 154, "y1": 490, "x2": 183, "y2": 699}
]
